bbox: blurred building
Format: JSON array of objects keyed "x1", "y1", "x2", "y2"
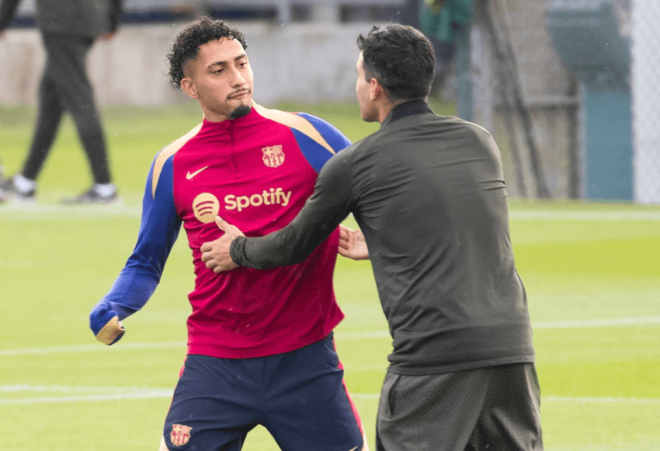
[
  {"x1": 0, "y1": 0, "x2": 658, "y2": 202},
  {"x1": 0, "y1": 0, "x2": 408, "y2": 108}
]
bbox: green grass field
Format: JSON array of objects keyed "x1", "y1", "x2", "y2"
[{"x1": 1, "y1": 102, "x2": 659, "y2": 450}]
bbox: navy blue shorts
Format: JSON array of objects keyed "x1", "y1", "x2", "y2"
[{"x1": 163, "y1": 333, "x2": 365, "y2": 451}]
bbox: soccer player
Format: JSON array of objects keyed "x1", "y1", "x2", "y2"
[
  {"x1": 89, "y1": 17, "x2": 365, "y2": 451},
  {"x1": 202, "y1": 24, "x2": 544, "y2": 451}
]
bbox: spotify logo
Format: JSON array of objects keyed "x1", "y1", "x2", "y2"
[{"x1": 192, "y1": 193, "x2": 220, "y2": 224}]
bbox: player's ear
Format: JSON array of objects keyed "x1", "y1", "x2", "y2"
[
  {"x1": 369, "y1": 77, "x2": 382, "y2": 101},
  {"x1": 180, "y1": 77, "x2": 199, "y2": 99}
]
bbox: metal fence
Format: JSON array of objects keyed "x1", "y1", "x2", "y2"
[
  {"x1": 461, "y1": 0, "x2": 579, "y2": 199},
  {"x1": 456, "y1": 0, "x2": 658, "y2": 203},
  {"x1": 632, "y1": 0, "x2": 660, "y2": 204}
]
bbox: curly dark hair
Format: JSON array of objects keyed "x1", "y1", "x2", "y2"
[
  {"x1": 167, "y1": 16, "x2": 248, "y2": 90},
  {"x1": 357, "y1": 24, "x2": 435, "y2": 102}
]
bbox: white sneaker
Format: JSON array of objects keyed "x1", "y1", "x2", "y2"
[
  {"x1": 1, "y1": 175, "x2": 37, "y2": 202},
  {"x1": 61, "y1": 185, "x2": 119, "y2": 205}
]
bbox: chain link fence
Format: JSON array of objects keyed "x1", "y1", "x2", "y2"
[
  {"x1": 460, "y1": 0, "x2": 578, "y2": 199},
  {"x1": 447, "y1": 0, "x2": 658, "y2": 203},
  {"x1": 632, "y1": 0, "x2": 660, "y2": 204},
  {"x1": 441, "y1": 0, "x2": 579, "y2": 199}
]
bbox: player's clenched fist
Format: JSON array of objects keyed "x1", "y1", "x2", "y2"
[{"x1": 89, "y1": 302, "x2": 125, "y2": 345}]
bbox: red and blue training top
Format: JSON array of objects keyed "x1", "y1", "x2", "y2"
[{"x1": 90, "y1": 104, "x2": 351, "y2": 358}]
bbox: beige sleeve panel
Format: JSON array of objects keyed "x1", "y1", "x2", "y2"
[
  {"x1": 151, "y1": 123, "x2": 203, "y2": 197},
  {"x1": 253, "y1": 103, "x2": 335, "y2": 155}
]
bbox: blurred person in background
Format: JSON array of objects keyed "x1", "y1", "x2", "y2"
[
  {"x1": 203, "y1": 24, "x2": 543, "y2": 451},
  {"x1": 0, "y1": 0, "x2": 123, "y2": 204},
  {"x1": 89, "y1": 17, "x2": 366, "y2": 451},
  {"x1": 0, "y1": 167, "x2": 5, "y2": 202},
  {"x1": 396, "y1": 0, "x2": 459, "y2": 99}
]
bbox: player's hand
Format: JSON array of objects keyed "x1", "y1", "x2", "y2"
[
  {"x1": 200, "y1": 216, "x2": 245, "y2": 273},
  {"x1": 89, "y1": 302, "x2": 125, "y2": 345},
  {"x1": 338, "y1": 225, "x2": 369, "y2": 260}
]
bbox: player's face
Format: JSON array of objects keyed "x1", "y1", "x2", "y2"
[
  {"x1": 355, "y1": 53, "x2": 378, "y2": 123},
  {"x1": 181, "y1": 38, "x2": 254, "y2": 122}
]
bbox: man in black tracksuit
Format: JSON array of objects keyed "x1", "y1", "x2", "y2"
[
  {"x1": 202, "y1": 24, "x2": 543, "y2": 451},
  {"x1": 0, "y1": 0, "x2": 122, "y2": 203}
]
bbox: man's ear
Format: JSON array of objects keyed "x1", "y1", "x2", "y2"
[
  {"x1": 369, "y1": 77, "x2": 383, "y2": 101},
  {"x1": 180, "y1": 77, "x2": 198, "y2": 99}
]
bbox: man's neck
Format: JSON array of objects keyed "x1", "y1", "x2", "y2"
[
  {"x1": 376, "y1": 102, "x2": 396, "y2": 124},
  {"x1": 377, "y1": 97, "x2": 430, "y2": 123},
  {"x1": 379, "y1": 98, "x2": 432, "y2": 126}
]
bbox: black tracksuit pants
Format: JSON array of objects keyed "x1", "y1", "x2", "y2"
[{"x1": 22, "y1": 32, "x2": 112, "y2": 184}]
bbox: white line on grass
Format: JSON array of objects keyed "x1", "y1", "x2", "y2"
[
  {"x1": 2, "y1": 317, "x2": 660, "y2": 357},
  {"x1": 0, "y1": 385, "x2": 160, "y2": 393},
  {"x1": 341, "y1": 317, "x2": 660, "y2": 337},
  {"x1": 509, "y1": 210, "x2": 660, "y2": 221},
  {"x1": 0, "y1": 341, "x2": 185, "y2": 357},
  {"x1": 0, "y1": 390, "x2": 174, "y2": 405},
  {"x1": 544, "y1": 396, "x2": 660, "y2": 404},
  {"x1": 2, "y1": 205, "x2": 659, "y2": 222},
  {"x1": 1, "y1": 385, "x2": 658, "y2": 405},
  {"x1": 534, "y1": 317, "x2": 660, "y2": 329},
  {"x1": 0, "y1": 204, "x2": 140, "y2": 221}
]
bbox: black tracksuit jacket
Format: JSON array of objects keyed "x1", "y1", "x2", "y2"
[
  {"x1": 232, "y1": 99, "x2": 535, "y2": 375},
  {"x1": 0, "y1": 0, "x2": 122, "y2": 36}
]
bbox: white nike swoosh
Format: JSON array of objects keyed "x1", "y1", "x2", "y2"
[{"x1": 186, "y1": 166, "x2": 209, "y2": 180}]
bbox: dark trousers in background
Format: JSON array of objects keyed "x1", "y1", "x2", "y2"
[{"x1": 23, "y1": 32, "x2": 112, "y2": 184}]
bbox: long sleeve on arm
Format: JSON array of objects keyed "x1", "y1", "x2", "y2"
[
  {"x1": 0, "y1": 0, "x2": 21, "y2": 32},
  {"x1": 231, "y1": 148, "x2": 355, "y2": 269},
  {"x1": 89, "y1": 155, "x2": 181, "y2": 335}
]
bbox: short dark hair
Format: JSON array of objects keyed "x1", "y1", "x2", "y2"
[
  {"x1": 357, "y1": 24, "x2": 435, "y2": 102},
  {"x1": 167, "y1": 17, "x2": 247, "y2": 90}
]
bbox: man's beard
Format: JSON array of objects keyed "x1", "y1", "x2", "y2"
[{"x1": 230, "y1": 104, "x2": 252, "y2": 119}]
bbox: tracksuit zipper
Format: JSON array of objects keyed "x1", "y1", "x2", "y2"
[{"x1": 228, "y1": 122, "x2": 239, "y2": 173}]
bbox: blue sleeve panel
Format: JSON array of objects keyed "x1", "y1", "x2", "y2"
[
  {"x1": 293, "y1": 113, "x2": 351, "y2": 173},
  {"x1": 89, "y1": 153, "x2": 182, "y2": 337}
]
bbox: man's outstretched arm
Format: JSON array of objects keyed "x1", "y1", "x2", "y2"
[
  {"x1": 90, "y1": 155, "x2": 181, "y2": 344},
  {"x1": 201, "y1": 149, "x2": 355, "y2": 272}
]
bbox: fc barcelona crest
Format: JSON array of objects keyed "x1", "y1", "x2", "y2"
[
  {"x1": 170, "y1": 424, "x2": 192, "y2": 447},
  {"x1": 262, "y1": 145, "x2": 285, "y2": 168}
]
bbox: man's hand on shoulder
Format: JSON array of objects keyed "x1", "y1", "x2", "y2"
[
  {"x1": 201, "y1": 216, "x2": 245, "y2": 273},
  {"x1": 339, "y1": 225, "x2": 369, "y2": 260}
]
